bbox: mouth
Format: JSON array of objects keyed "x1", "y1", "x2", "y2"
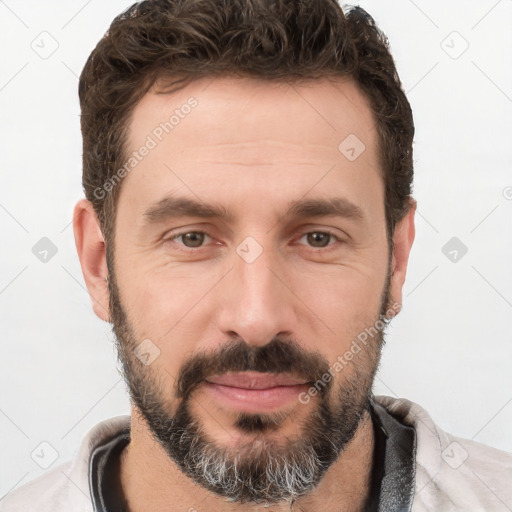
[{"x1": 203, "y1": 371, "x2": 311, "y2": 413}]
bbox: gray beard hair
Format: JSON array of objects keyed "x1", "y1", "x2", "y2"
[
  {"x1": 107, "y1": 251, "x2": 389, "y2": 505},
  {"x1": 115, "y1": 350, "x2": 377, "y2": 505},
  {"x1": 112, "y1": 319, "x2": 381, "y2": 505},
  {"x1": 185, "y1": 431, "x2": 321, "y2": 504}
]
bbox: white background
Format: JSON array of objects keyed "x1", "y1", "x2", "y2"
[{"x1": 0, "y1": 0, "x2": 511, "y2": 499}]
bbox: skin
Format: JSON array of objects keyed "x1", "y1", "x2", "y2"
[{"x1": 74, "y1": 75, "x2": 416, "y2": 511}]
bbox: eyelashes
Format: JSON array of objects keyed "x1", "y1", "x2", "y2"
[{"x1": 165, "y1": 229, "x2": 344, "y2": 253}]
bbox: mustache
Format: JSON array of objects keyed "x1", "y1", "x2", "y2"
[{"x1": 176, "y1": 337, "x2": 332, "y2": 400}]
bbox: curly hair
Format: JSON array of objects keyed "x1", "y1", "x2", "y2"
[{"x1": 79, "y1": 0, "x2": 414, "y2": 248}]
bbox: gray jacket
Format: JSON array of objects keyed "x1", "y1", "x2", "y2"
[{"x1": 1, "y1": 395, "x2": 511, "y2": 511}]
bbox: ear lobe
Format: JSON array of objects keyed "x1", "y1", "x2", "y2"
[
  {"x1": 387, "y1": 199, "x2": 416, "y2": 314},
  {"x1": 73, "y1": 199, "x2": 110, "y2": 322}
]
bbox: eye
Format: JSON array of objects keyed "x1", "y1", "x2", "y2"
[
  {"x1": 169, "y1": 231, "x2": 212, "y2": 248},
  {"x1": 297, "y1": 230, "x2": 341, "y2": 249},
  {"x1": 165, "y1": 229, "x2": 343, "y2": 252}
]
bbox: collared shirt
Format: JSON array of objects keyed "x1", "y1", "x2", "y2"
[{"x1": 89, "y1": 398, "x2": 416, "y2": 512}]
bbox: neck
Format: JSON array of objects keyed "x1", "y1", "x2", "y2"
[{"x1": 119, "y1": 408, "x2": 375, "y2": 512}]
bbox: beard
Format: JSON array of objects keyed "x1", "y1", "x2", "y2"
[{"x1": 107, "y1": 252, "x2": 393, "y2": 506}]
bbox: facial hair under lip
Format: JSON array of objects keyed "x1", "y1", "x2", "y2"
[{"x1": 107, "y1": 248, "x2": 392, "y2": 504}]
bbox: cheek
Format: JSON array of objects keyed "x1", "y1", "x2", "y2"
[
  {"x1": 296, "y1": 264, "x2": 386, "y2": 328},
  {"x1": 117, "y1": 254, "x2": 221, "y2": 323},
  {"x1": 115, "y1": 260, "x2": 227, "y2": 374},
  {"x1": 288, "y1": 268, "x2": 387, "y2": 378}
]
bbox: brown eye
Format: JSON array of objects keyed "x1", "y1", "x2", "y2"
[
  {"x1": 176, "y1": 231, "x2": 208, "y2": 248},
  {"x1": 303, "y1": 232, "x2": 334, "y2": 248}
]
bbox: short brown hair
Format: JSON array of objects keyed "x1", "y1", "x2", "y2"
[{"x1": 79, "y1": 0, "x2": 414, "y2": 249}]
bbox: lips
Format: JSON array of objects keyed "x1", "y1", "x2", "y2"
[
  {"x1": 202, "y1": 371, "x2": 311, "y2": 413},
  {"x1": 205, "y1": 371, "x2": 308, "y2": 389}
]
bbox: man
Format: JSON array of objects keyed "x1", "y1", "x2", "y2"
[{"x1": 2, "y1": 0, "x2": 511, "y2": 511}]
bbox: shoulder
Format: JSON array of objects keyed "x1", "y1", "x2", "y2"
[
  {"x1": 0, "y1": 415, "x2": 130, "y2": 512},
  {"x1": 375, "y1": 395, "x2": 512, "y2": 512}
]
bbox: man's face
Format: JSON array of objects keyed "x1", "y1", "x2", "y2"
[{"x1": 109, "y1": 76, "x2": 394, "y2": 503}]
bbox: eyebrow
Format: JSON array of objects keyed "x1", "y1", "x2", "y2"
[{"x1": 142, "y1": 196, "x2": 365, "y2": 225}]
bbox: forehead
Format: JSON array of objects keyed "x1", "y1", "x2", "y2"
[
  {"x1": 120, "y1": 75, "x2": 382, "y2": 226},
  {"x1": 129, "y1": 75, "x2": 378, "y2": 155}
]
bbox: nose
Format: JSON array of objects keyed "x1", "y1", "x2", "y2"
[{"x1": 216, "y1": 242, "x2": 298, "y2": 347}]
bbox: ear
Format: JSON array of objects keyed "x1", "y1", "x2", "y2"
[
  {"x1": 387, "y1": 199, "x2": 416, "y2": 316},
  {"x1": 73, "y1": 199, "x2": 110, "y2": 322}
]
